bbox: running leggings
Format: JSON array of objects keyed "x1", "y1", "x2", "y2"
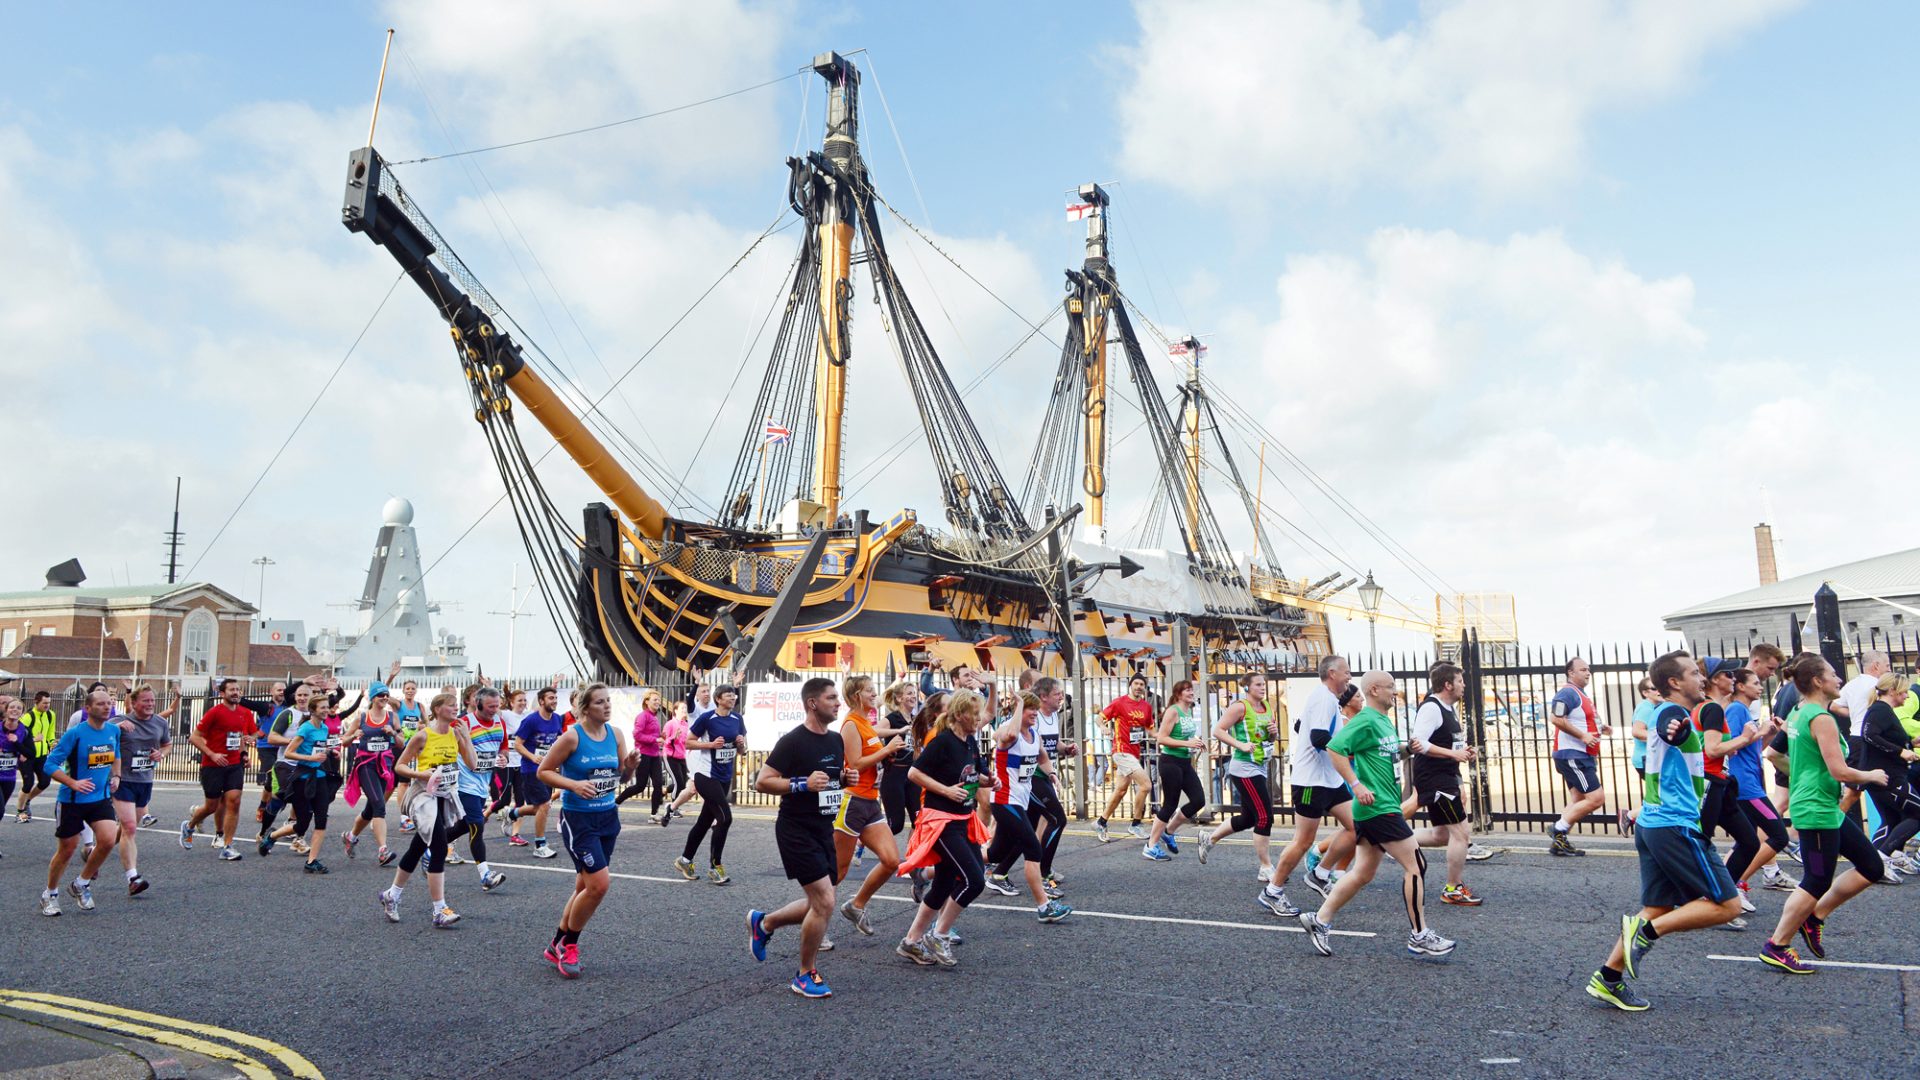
[
  {"x1": 1865, "y1": 779, "x2": 1920, "y2": 854},
  {"x1": 0, "y1": 779, "x2": 14, "y2": 809},
  {"x1": 17, "y1": 755, "x2": 46, "y2": 796},
  {"x1": 461, "y1": 807, "x2": 489, "y2": 864},
  {"x1": 682, "y1": 773, "x2": 732, "y2": 865},
  {"x1": 1797, "y1": 818, "x2": 1883, "y2": 898},
  {"x1": 355, "y1": 759, "x2": 390, "y2": 823},
  {"x1": 1737, "y1": 796, "x2": 1791, "y2": 868},
  {"x1": 988, "y1": 804, "x2": 1044, "y2": 873},
  {"x1": 289, "y1": 774, "x2": 335, "y2": 834},
  {"x1": 486, "y1": 766, "x2": 518, "y2": 816},
  {"x1": 1700, "y1": 776, "x2": 1759, "y2": 883},
  {"x1": 1156, "y1": 756, "x2": 1206, "y2": 824},
  {"x1": 923, "y1": 818, "x2": 987, "y2": 910},
  {"x1": 880, "y1": 763, "x2": 913, "y2": 834},
  {"x1": 617, "y1": 755, "x2": 667, "y2": 813},
  {"x1": 399, "y1": 812, "x2": 451, "y2": 874},
  {"x1": 1229, "y1": 773, "x2": 1274, "y2": 837},
  {"x1": 1027, "y1": 772, "x2": 1067, "y2": 876},
  {"x1": 666, "y1": 757, "x2": 688, "y2": 797}
]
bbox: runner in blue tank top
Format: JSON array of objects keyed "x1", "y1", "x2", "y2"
[{"x1": 537, "y1": 682, "x2": 634, "y2": 979}]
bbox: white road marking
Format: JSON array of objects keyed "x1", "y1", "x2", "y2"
[
  {"x1": 1708, "y1": 954, "x2": 1920, "y2": 973},
  {"x1": 863, "y1": 891, "x2": 1376, "y2": 937},
  {"x1": 1480, "y1": 1058, "x2": 1522, "y2": 1065}
]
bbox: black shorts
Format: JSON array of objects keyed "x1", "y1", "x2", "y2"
[
  {"x1": 1291, "y1": 783, "x2": 1352, "y2": 820},
  {"x1": 775, "y1": 817, "x2": 839, "y2": 886},
  {"x1": 516, "y1": 772, "x2": 551, "y2": 806},
  {"x1": 56, "y1": 799, "x2": 116, "y2": 839},
  {"x1": 1418, "y1": 784, "x2": 1467, "y2": 826},
  {"x1": 255, "y1": 746, "x2": 279, "y2": 788},
  {"x1": 1354, "y1": 812, "x2": 1415, "y2": 847},
  {"x1": 1553, "y1": 753, "x2": 1601, "y2": 795},
  {"x1": 1636, "y1": 824, "x2": 1736, "y2": 908},
  {"x1": 112, "y1": 780, "x2": 154, "y2": 807},
  {"x1": 200, "y1": 764, "x2": 247, "y2": 799},
  {"x1": 17, "y1": 753, "x2": 46, "y2": 789}
]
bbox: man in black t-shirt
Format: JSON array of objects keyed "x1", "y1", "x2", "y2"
[{"x1": 746, "y1": 677, "x2": 850, "y2": 999}]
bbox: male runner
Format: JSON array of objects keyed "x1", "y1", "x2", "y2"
[
  {"x1": 112, "y1": 686, "x2": 172, "y2": 896},
  {"x1": 249, "y1": 680, "x2": 287, "y2": 825},
  {"x1": 1199, "y1": 672, "x2": 1280, "y2": 880},
  {"x1": 1548, "y1": 657, "x2": 1610, "y2": 855},
  {"x1": 1096, "y1": 675, "x2": 1155, "y2": 843},
  {"x1": 508, "y1": 686, "x2": 563, "y2": 858},
  {"x1": 183, "y1": 679, "x2": 259, "y2": 861},
  {"x1": 255, "y1": 685, "x2": 308, "y2": 853},
  {"x1": 1407, "y1": 662, "x2": 1483, "y2": 905},
  {"x1": 455, "y1": 687, "x2": 509, "y2": 891},
  {"x1": 1026, "y1": 677, "x2": 1072, "y2": 892},
  {"x1": 748, "y1": 677, "x2": 850, "y2": 998},
  {"x1": 1259, "y1": 656, "x2": 1357, "y2": 917},
  {"x1": 1585, "y1": 651, "x2": 1743, "y2": 1011},
  {"x1": 41, "y1": 689, "x2": 121, "y2": 915},
  {"x1": 15, "y1": 691, "x2": 58, "y2": 822},
  {"x1": 1297, "y1": 670, "x2": 1452, "y2": 957}
]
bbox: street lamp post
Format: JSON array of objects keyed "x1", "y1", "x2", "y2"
[
  {"x1": 1358, "y1": 570, "x2": 1383, "y2": 661},
  {"x1": 253, "y1": 556, "x2": 276, "y2": 614}
]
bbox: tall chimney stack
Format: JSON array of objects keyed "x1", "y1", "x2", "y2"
[{"x1": 1754, "y1": 523, "x2": 1779, "y2": 586}]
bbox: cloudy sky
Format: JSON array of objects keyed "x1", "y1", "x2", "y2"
[{"x1": 7, "y1": 0, "x2": 1914, "y2": 674}]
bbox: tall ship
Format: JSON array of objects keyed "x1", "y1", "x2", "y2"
[{"x1": 340, "y1": 50, "x2": 1388, "y2": 682}]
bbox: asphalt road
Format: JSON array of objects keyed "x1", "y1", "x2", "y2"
[{"x1": 2, "y1": 784, "x2": 1917, "y2": 1079}]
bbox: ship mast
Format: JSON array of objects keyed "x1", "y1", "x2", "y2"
[
  {"x1": 810, "y1": 51, "x2": 860, "y2": 522},
  {"x1": 1076, "y1": 183, "x2": 1112, "y2": 537},
  {"x1": 1179, "y1": 335, "x2": 1205, "y2": 541}
]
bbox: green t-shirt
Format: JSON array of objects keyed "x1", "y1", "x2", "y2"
[
  {"x1": 1163, "y1": 706, "x2": 1197, "y2": 759},
  {"x1": 1325, "y1": 706, "x2": 1401, "y2": 822},
  {"x1": 1894, "y1": 687, "x2": 1920, "y2": 742},
  {"x1": 1787, "y1": 701, "x2": 1844, "y2": 830}
]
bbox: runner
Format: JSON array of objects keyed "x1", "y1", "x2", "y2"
[
  {"x1": 1, "y1": 701, "x2": 30, "y2": 831},
  {"x1": 1856, "y1": 672, "x2": 1920, "y2": 875},
  {"x1": 1548, "y1": 657, "x2": 1610, "y2": 856},
  {"x1": 254, "y1": 685, "x2": 308, "y2": 853},
  {"x1": 248, "y1": 681, "x2": 288, "y2": 827},
  {"x1": 983, "y1": 691, "x2": 1075, "y2": 920},
  {"x1": 747, "y1": 677, "x2": 851, "y2": 997},
  {"x1": 1622, "y1": 675, "x2": 1659, "y2": 833},
  {"x1": 893, "y1": 688, "x2": 993, "y2": 968},
  {"x1": 1024, "y1": 677, "x2": 1071, "y2": 891},
  {"x1": 1096, "y1": 675, "x2": 1155, "y2": 843},
  {"x1": 1199, "y1": 672, "x2": 1279, "y2": 880},
  {"x1": 392, "y1": 679, "x2": 424, "y2": 832},
  {"x1": 1759, "y1": 653, "x2": 1891, "y2": 974},
  {"x1": 1294, "y1": 670, "x2": 1453, "y2": 958},
  {"x1": 1696, "y1": 658, "x2": 1765, "y2": 926},
  {"x1": 1405, "y1": 662, "x2": 1484, "y2": 906},
  {"x1": 1258, "y1": 657, "x2": 1358, "y2": 917},
  {"x1": 454, "y1": 687, "x2": 509, "y2": 892},
  {"x1": 833, "y1": 676, "x2": 910, "y2": 936},
  {"x1": 486, "y1": 687, "x2": 527, "y2": 828},
  {"x1": 615, "y1": 689, "x2": 669, "y2": 816},
  {"x1": 1142, "y1": 680, "x2": 1207, "y2": 861},
  {"x1": 659, "y1": 701, "x2": 692, "y2": 825},
  {"x1": 182, "y1": 679, "x2": 260, "y2": 861},
  {"x1": 279, "y1": 695, "x2": 344, "y2": 875},
  {"x1": 675, "y1": 685, "x2": 744, "y2": 885},
  {"x1": 508, "y1": 686, "x2": 563, "y2": 858},
  {"x1": 1584, "y1": 651, "x2": 1742, "y2": 1011},
  {"x1": 379, "y1": 692, "x2": 476, "y2": 928},
  {"x1": 15, "y1": 691, "x2": 58, "y2": 822},
  {"x1": 111, "y1": 685, "x2": 172, "y2": 896},
  {"x1": 340, "y1": 683, "x2": 400, "y2": 865},
  {"x1": 1724, "y1": 667, "x2": 1794, "y2": 893},
  {"x1": 40, "y1": 688, "x2": 121, "y2": 916},
  {"x1": 537, "y1": 682, "x2": 635, "y2": 978},
  {"x1": 877, "y1": 679, "x2": 919, "y2": 836}
]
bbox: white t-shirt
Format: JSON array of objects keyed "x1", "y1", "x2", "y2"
[
  {"x1": 498, "y1": 710, "x2": 524, "y2": 768},
  {"x1": 1289, "y1": 684, "x2": 1343, "y2": 788},
  {"x1": 1838, "y1": 674, "x2": 1878, "y2": 735}
]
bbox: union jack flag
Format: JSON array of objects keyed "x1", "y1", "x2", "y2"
[{"x1": 763, "y1": 418, "x2": 791, "y2": 446}]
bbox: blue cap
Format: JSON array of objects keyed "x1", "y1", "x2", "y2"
[
  {"x1": 1701, "y1": 657, "x2": 1736, "y2": 680},
  {"x1": 370, "y1": 681, "x2": 391, "y2": 698}
]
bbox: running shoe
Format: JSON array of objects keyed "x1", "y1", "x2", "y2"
[
  {"x1": 1094, "y1": 819, "x2": 1111, "y2": 843},
  {"x1": 748, "y1": 909, "x2": 770, "y2": 961},
  {"x1": 481, "y1": 870, "x2": 507, "y2": 892},
  {"x1": 400, "y1": 816, "x2": 416, "y2": 833},
  {"x1": 507, "y1": 834, "x2": 530, "y2": 847},
  {"x1": 850, "y1": 845, "x2": 865, "y2": 871},
  {"x1": 257, "y1": 834, "x2": 275, "y2": 857},
  {"x1": 1797, "y1": 915, "x2": 1826, "y2": 959},
  {"x1": 1036, "y1": 899, "x2": 1073, "y2": 923},
  {"x1": 555, "y1": 943, "x2": 581, "y2": 979},
  {"x1": 672, "y1": 856, "x2": 697, "y2": 879},
  {"x1": 543, "y1": 942, "x2": 563, "y2": 970},
  {"x1": 445, "y1": 851, "x2": 466, "y2": 866},
  {"x1": 1127, "y1": 822, "x2": 1147, "y2": 839},
  {"x1": 941, "y1": 926, "x2": 963, "y2": 946},
  {"x1": 820, "y1": 938, "x2": 835, "y2": 952},
  {"x1": 1197, "y1": 835, "x2": 1214, "y2": 864},
  {"x1": 924, "y1": 933, "x2": 959, "y2": 968},
  {"x1": 1585, "y1": 971, "x2": 1649, "y2": 1011},
  {"x1": 291, "y1": 837, "x2": 311, "y2": 856},
  {"x1": 219, "y1": 847, "x2": 242, "y2": 862},
  {"x1": 1297, "y1": 911, "x2": 1333, "y2": 956},
  {"x1": 379, "y1": 888, "x2": 401, "y2": 923},
  {"x1": 1254, "y1": 866, "x2": 1274, "y2": 884},
  {"x1": 178, "y1": 819, "x2": 194, "y2": 849},
  {"x1": 127, "y1": 875, "x2": 149, "y2": 897},
  {"x1": 506, "y1": 807, "x2": 520, "y2": 824},
  {"x1": 377, "y1": 846, "x2": 396, "y2": 867},
  {"x1": 1465, "y1": 842, "x2": 1494, "y2": 861},
  {"x1": 1616, "y1": 807, "x2": 1635, "y2": 836},
  {"x1": 304, "y1": 860, "x2": 330, "y2": 875},
  {"x1": 1407, "y1": 928, "x2": 1456, "y2": 956},
  {"x1": 790, "y1": 969, "x2": 832, "y2": 998},
  {"x1": 39, "y1": 891, "x2": 60, "y2": 916},
  {"x1": 17, "y1": 809, "x2": 30, "y2": 823},
  {"x1": 1759, "y1": 940, "x2": 1814, "y2": 974},
  {"x1": 1304, "y1": 869, "x2": 1336, "y2": 900},
  {"x1": 1257, "y1": 887, "x2": 1299, "y2": 918},
  {"x1": 1718, "y1": 916, "x2": 1748, "y2": 931},
  {"x1": 708, "y1": 864, "x2": 731, "y2": 886},
  {"x1": 81, "y1": 842, "x2": 93, "y2": 862},
  {"x1": 1782, "y1": 840, "x2": 1801, "y2": 864},
  {"x1": 1161, "y1": 832, "x2": 1180, "y2": 854},
  {"x1": 1762, "y1": 865, "x2": 1798, "y2": 891},
  {"x1": 1891, "y1": 851, "x2": 1920, "y2": 876},
  {"x1": 1305, "y1": 847, "x2": 1322, "y2": 876},
  {"x1": 67, "y1": 880, "x2": 94, "y2": 911},
  {"x1": 432, "y1": 906, "x2": 461, "y2": 928},
  {"x1": 1441, "y1": 883, "x2": 1484, "y2": 906},
  {"x1": 1620, "y1": 914, "x2": 1655, "y2": 979},
  {"x1": 1141, "y1": 843, "x2": 1172, "y2": 862},
  {"x1": 533, "y1": 842, "x2": 557, "y2": 859},
  {"x1": 1549, "y1": 830, "x2": 1584, "y2": 856},
  {"x1": 1043, "y1": 871, "x2": 1064, "y2": 890},
  {"x1": 983, "y1": 873, "x2": 1019, "y2": 897},
  {"x1": 1043, "y1": 881, "x2": 1064, "y2": 900},
  {"x1": 343, "y1": 833, "x2": 358, "y2": 859},
  {"x1": 910, "y1": 867, "x2": 928, "y2": 905},
  {"x1": 895, "y1": 937, "x2": 937, "y2": 966},
  {"x1": 139, "y1": 814, "x2": 157, "y2": 829},
  {"x1": 1879, "y1": 864, "x2": 1904, "y2": 886},
  {"x1": 839, "y1": 899, "x2": 874, "y2": 936}
]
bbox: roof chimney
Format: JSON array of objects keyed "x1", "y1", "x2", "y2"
[
  {"x1": 1754, "y1": 523, "x2": 1779, "y2": 586},
  {"x1": 45, "y1": 558, "x2": 85, "y2": 588}
]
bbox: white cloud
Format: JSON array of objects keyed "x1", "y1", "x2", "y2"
[{"x1": 1117, "y1": 0, "x2": 1800, "y2": 195}]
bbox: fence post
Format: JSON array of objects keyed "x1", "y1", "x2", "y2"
[
  {"x1": 1813, "y1": 584, "x2": 1846, "y2": 676},
  {"x1": 1463, "y1": 629, "x2": 1493, "y2": 832}
]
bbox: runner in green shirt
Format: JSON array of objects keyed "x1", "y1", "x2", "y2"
[{"x1": 1297, "y1": 670, "x2": 1455, "y2": 959}]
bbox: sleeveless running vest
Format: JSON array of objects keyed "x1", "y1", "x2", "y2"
[
  {"x1": 1164, "y1": 706, "x2": 1197, "y2": 759},
  {"x1": 561, "y1": 723, "x2": 621, "y2": 812},
  {"x1": 417, "y1": 726, "x2": 460, "y2": 796},
  {"x1": 1231, "y1": 699, "x2": 1273, "y2": 765}
]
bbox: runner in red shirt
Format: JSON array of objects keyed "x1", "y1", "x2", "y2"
[
  {"x1": 1095, "y1": 675, "x2": 1156, "y2": 842},
  {"x1": 181, "y1": 679, "x2": 260, "y2": 861}
]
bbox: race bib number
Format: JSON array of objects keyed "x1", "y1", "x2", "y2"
[
  {"x1": 431, "y1": 763, "x2": 459, "y2": 791},
  {"x1": 88, "y1": 747, "x2": 115, "y2": 768},
  {"x1": 225, "y1": 732, "x2": 244, "y2": 751},
  {"x1": 819, "y1": 785, "x2": 844, "y2": 816},
  {"x1": 325, "y1": 736, "x2": 342, "y2": 750},
  {"x1": 714, "y1": 747, "x2": 736, "y2": 764},
  {"x1": 588, "y1": 768, "x2": 618, "y2": 797},
  {"x1": 129, "y1": 753, "x2": 153, "y2": 772},
  {"x1": 366, "y1": 737, "x2": 390, "y2": 753},
  {"x1": 474, "y1": 750, "x2": 498, "y2": 771},
  {"x1": 0, "y1": 753, "x2": 16, "y2": 770},
  {"x1": 1016, "y1": 762, "x2": 1036, "y2": 781}
]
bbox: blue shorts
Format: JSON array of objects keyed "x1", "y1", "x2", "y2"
[
  {"x1": 1636, "y1": 824, "x2": 1736, "y2": 908},
  {"x1": 516, "y1": 772, "x2": 552, "y2": 806},
  {"x1": 561, "y1": 808, "x2": 620, "y2": 873},
  {"x1": 1553, "y1": 752, "x2": 1601, "y2": 795},
  {"x1": 112, "y1": 780, "x2": 154, "y2": 806},
  {"x1": 459, "y1": 791, "x2": 487, "y2": 826}
]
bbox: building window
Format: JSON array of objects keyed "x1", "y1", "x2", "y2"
[
  {"x1": 183, "y1": 610, "x2": 217, "y2": 676},
  {"x1": 0, "y1": 628, "x2": 13, "y2": 655}
]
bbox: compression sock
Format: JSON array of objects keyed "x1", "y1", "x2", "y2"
[{"x1": 1600, "y1": 965, "x2": 1624, "y2": 983}]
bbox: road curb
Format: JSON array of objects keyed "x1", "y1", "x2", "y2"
[{"x1": 0, "y1": 1007, "x2": 251, "y2": 1079}]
